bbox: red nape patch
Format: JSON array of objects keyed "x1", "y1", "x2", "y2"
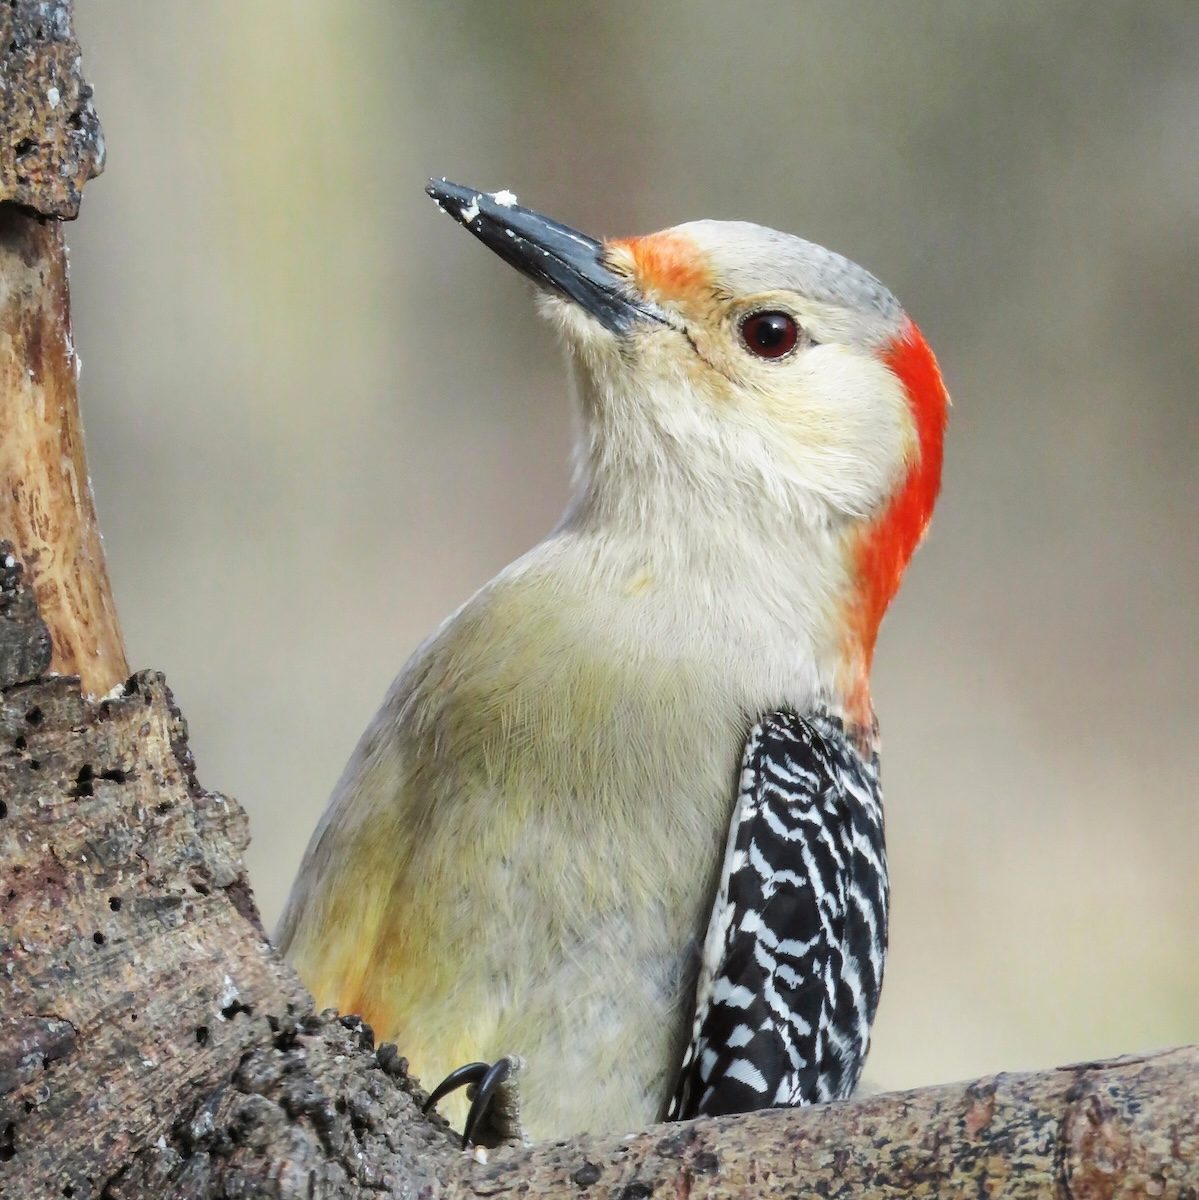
[
  {"x1": 608, "y1": 231, "x2": 709, "y2": 300},
  {"x1": 851, "y1": 320, "x2": 949, "y2": 667}
]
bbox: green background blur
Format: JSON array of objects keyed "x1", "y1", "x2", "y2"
[{"x1": 69, "y1": 3, "x2": 1197, "y2": 1095}]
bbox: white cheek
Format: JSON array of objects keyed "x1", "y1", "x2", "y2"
[
  {"x1": 536, "y1": 292, "x2": 611, "y2": 351},
  {"x1": 771, "y1": 345, "x2": 914, "y2": 518}
]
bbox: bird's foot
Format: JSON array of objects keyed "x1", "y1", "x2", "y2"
[{"x1": 422, "y1": 1054, "x2": 529, "y2": 1149}]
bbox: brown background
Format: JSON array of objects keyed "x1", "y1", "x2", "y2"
[{"x1": 68, "y1": 3, "x2": 1198, "y2": 1095}]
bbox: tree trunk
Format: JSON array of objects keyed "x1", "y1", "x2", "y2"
[{"x1": 0, "y1": 4, "x2": 1196, "y2": 1199}]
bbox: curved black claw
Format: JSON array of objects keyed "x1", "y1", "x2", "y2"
[
  {"x1": 461, "y1": 1057, "x2": 513, "y2": 1149},
  {"x1": 422, "y1": 1061, "x2": 489, "y2": 1116}
]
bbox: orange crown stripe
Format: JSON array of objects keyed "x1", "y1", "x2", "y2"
[{"x1": 608, "y1": 232, "x2": 710, "y2": 299}]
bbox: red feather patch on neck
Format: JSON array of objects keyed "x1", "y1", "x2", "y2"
[{"x1": 850, "y1": 320, "x2": 949, "y2": 672}]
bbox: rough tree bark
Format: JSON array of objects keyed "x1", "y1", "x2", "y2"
[
  {"x1": 0, "y1": 0, "x2": 123, "y2": 698},
  {"x1": 1, "y1": 5, "x2": 1196, "y2": 1199}
]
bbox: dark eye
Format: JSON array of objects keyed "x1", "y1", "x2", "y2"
[{"x1": 739, "y1": 311, "x2": 799, "y2": 359}]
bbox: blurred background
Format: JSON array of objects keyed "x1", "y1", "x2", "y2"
[{"x1": 70, "y1": 3, "x2": 1197, "y2": 1094}]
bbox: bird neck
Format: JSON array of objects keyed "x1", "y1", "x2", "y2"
[{"x1": 559, "y1": 441, "x2": 882, "y2": 740}]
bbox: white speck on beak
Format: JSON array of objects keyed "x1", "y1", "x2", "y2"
[
  {"x1": 491, "y1": 189, "x2": 518, "y2": 208},
  {"x1": 461, "y1": 196, "x2": 481, "y2": 224}
]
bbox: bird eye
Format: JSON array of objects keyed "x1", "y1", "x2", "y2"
[{"x1": 739, "y1": 311, "x2": 799, "y2": 359}]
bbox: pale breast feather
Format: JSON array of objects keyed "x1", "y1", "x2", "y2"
[{"x1": 667, "y1": 708, "x2": 886, "y2": 1120}]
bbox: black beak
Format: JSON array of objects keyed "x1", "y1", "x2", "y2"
[{"x1": 426, "y1": 180, "x2": 668, "y2": 334}]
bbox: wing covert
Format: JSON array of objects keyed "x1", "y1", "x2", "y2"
[{"x1": 668, "y1": 708, "x2": 886, "y2": 1120}]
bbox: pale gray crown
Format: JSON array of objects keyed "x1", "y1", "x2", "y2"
[{"x1": 674, "y1": 220, "x2": 903, "y2": 334}]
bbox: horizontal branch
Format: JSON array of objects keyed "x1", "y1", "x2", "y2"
[{"x1": 443, "y1": 1045, "x2": 1199, "y2": 1199}]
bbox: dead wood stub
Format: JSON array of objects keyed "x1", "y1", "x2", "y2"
[
  {"x1": 0, "y1": 0, "x2": 104, "y2": 220},
  {"x1": 0, "y1": 209, "x2": 128, "y2": 696},
  {"x1": 0, "y1": 577, "x2": 460, "y2": 1199},
  {"x1": 0, "y1": 665, "x2": 313, "y2": 1199},
  {"x1": 0, "y1": 0, "x2": 122, "y2": 697}
]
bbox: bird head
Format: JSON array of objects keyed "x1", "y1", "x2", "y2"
[{"x1": 427, "y1": 181, "x2": 948, "y2": 718}]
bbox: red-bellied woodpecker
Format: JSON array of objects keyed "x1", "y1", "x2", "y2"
[{"x1": 277, "y1": 181, "x2": 949, "y2": 1143}]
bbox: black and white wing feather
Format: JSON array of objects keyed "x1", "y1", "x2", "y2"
[{"x1": 668, "y1": 709, "x2": 886, "y2": 1120}]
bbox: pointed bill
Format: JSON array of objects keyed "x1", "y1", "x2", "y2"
[{"x1": 426, "y1": 179, "x2": 669, "y2": 333}]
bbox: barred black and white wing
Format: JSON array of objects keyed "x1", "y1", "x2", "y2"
[{"x1": 668, "y1": 709, "x2": 886, "y2": 1120}]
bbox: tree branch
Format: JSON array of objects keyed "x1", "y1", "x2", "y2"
[
  {"x1": 0, "y1": 1, "x2": 125, "y2": 699},
  {"x1": 0, "y1": 214, "x2": 127, "y2": 696},
  {"x1": 443, "y1": 1046, "x2": 1199, "y2": 1199}
]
